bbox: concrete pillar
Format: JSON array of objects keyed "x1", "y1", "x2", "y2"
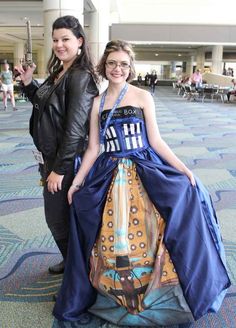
[
  {"x1": 186, "y1": 55, "x2": 194, "y2": 77},
  {"x1": 14, "y1": 42, "x2": 25, "y2": 67},
  {"x1": 159, "y1": 65, "x2": 164, "y2": 79},
  {"x1": 163, "y1": 65, "x2": 171, "y2": 79},
  {"x1": 182, "y1": 62, "x2": 186, "y2": 74},
  {"x1": 88, "y1": 0, "x2": 110, "y2": 65},
  {"x1": 36, "y1": 48, "x2": 45, "y2": 78},
  {"x1": 211, "y1": 45, "x2": 223, "y2": 74},
  {"x1": 170, "y1": 61, "x2": 176, "y2": 78},
  {"x1": 43, "y1": 0, "x2": 84, "y2": 72},
  {"x1": 196, "y1": 48, "x2": 205, "y2": 72}
]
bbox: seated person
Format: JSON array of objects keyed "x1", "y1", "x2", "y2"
[
  {"x1": 190, "y1": 69, "x2": 203, "y2": 89},
  {"x1": 227, "y1": 79, "x2": 236, "y2": 101},
  {"x1": 182, "y1": 76, "x2": 191, "y2": 85}
]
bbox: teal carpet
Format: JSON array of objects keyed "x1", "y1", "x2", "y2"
[{"x1": 0, "y1": 88, "x2": 235, "y2": 328}]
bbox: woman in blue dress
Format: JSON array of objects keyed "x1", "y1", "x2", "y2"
[{"x1": 53, "y1": 40, "x2": 230, "y2": 327}]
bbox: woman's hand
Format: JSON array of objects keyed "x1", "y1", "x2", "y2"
[
  {"x1": 68, "y1": 184, "x2": 81, "y2": 205},
  {"x1": 46, "y1": 171, "x2": 64, "y2": 193},
  {"x1": 14, "y1": 63, "x2": 36, "y2": 86},
  {"x1": 185, "y1": 169, "x2": 196, "y2": 186}
]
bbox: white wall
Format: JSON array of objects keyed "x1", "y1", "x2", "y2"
[{"x1": 116, "y1": 0, "x2": 236, "y2": 25}]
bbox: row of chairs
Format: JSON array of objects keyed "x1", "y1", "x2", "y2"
[{"x1": 173, "y1": 83, "x2": 229, "y2": 103}]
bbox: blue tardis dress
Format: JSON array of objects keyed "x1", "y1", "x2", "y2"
[{"x1": 53, "y1": 106, "x2": 231, "y2": 326}]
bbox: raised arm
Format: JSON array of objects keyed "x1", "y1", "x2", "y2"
[{"x1": 14, "y1": 64, "x2": 39, "y2": 103}]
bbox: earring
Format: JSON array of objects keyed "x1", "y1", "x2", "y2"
[{"x1": 77, "y1": 48, "x2": 81, "y2": 56}]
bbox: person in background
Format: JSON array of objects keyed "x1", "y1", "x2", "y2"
[
  {"x1": 0, "y1": 60, "x2": 17, "y2": 111},
  {"x1": 149, "y1": 69, "x2": 158, "y2": 95},
  {"x1": 15, "y1": 15, "x2": 98, "y2": 275},
  {"x1": 227, "y1": 78, "x2": 236, "y2": 102},
  {"x1": 182, "y1": 75, "x2": 191, "y2": 85},
  {"x1": 226, "y1": 67, "x2": 234, "y2": 77},
  {"x1": 144, "y1": 72, "x2": 150, "y2": 86},
  {"x1": 53, "y1": 40, "x2": 230, "y2": 327},
  {"x1": 190, "y1": 68, "x2": 203, "y2": 89},
  {"x1": 137, "y1": 73, "x2": 142, "y2": 87}
]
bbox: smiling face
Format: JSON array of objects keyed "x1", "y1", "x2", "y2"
[
  {"x1": 105, "y1": 50, "x2": 131, "y2": 84},
  {"x1": 52, "y1": 28, "x2": 83, "y2": 66}
]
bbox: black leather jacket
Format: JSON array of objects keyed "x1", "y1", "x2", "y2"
[{"x1": 24, "y1": 68, "x2": 98, "y2": 175}]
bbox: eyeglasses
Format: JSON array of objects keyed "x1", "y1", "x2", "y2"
[{"x1": 106, "y1": 60, "x2": 130, "y2": 70}]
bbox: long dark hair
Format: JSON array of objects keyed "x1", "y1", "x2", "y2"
[{"x1": 47, "y1": 15, "x2": 97, "y2": 81}]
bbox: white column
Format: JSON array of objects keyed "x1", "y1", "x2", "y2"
[
  {"x1": 186, "y1": 55, "x2": 194, "y2": 77},
  {"x1": 36, "y1": 48, "x2": 45, "y2": 79},
  {"x1": 43, "y1": 0, "x2": 84, "y2": 71},
  {"x1": 14, "y1": 42, "x2": 25, "y2": 67},
  {"x1": 211, "y1": 45, "x2": 223, "y2": 75},
  {"x1": 88, "y1": 0, "x2": 110, "y2": 66},
  {"x1": 196, "y1": 48, "x2": 205, "y2": 72},
  {"x1": 170, "y1": 61, "x2": 176, "y2": 78}
]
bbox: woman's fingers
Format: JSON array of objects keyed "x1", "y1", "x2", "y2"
[{"x1": 68, "y1": 188, "x2": 73, "y2": 204}]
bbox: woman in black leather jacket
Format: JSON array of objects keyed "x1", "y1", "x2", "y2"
[{"x1": 15, "y1": 15, "x2": 98, "y2": 274}]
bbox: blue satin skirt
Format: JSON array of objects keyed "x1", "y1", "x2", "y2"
[{"x1": 53, "y1": 147, "x2": 230, "y2": 324}]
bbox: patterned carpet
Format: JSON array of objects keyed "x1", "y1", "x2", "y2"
[{"x1": 0, "y1": 87, "x2": 235, "y2": 328}]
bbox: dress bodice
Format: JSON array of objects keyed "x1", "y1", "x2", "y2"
[{"x1": 100, "y1": 106, "x2": 149, "y2": 156}]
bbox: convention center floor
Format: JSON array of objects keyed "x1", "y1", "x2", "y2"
[{"x1": 0, "y1": 86, "x2": 235, "y2": 328}]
